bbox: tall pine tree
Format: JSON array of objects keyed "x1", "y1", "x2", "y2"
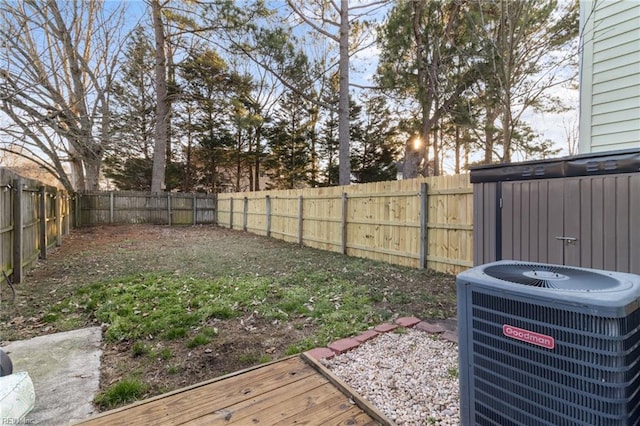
[
  {"x1": 104, "y1": 25, "x2": 156, "y2": 190},
  {"x1": 265, "y1": 91, "x2": 312, "y2": 189},
  {"x1": 351, "y1": 94, "x2": 399, "y2": 183}
]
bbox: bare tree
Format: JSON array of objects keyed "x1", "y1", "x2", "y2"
[
  {"x1": 563, "y1": 115, "x2": 579, "y2": 156},
  {"x1": 0, "y1": 0, "x2": 127, "y2": 191},
  {"x1": 150, "y1": 0, "x2": 169, "y2": 192},
  {"x1": 474, "y1": 0, "x2": 579, "y2": 162}
]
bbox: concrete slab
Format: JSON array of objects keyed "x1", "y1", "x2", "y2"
[{"x1": 1, "y1": 327, "x2": 102, "y2": 425}]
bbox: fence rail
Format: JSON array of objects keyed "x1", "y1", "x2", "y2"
[
  {"x1": 217, "y1": 175, "x2": 473, "y2": 274},
  {"x1": 75, "y1": 191, "x2": 217, "y2": 226},
  {"x1": 0, "y1": 168, "x2": 71, "y2": 284}
]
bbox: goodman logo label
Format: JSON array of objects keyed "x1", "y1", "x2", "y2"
[{"x1": 503, "y1": 324, "x2": 555, "y2": 349}]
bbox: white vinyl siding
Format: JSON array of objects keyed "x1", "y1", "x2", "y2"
[{"x1": 579, "y1": 0, "x2": 640, "y2": 153}]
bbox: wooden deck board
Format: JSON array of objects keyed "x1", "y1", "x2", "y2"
[
  {"x1": 77, "y1": 356, "x2": 391, "y2": 425},
  {"x1": 202, "y1": 375, "x2": 329, "y2": 424}
]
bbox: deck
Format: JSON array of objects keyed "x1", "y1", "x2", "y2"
[{"x1": 76, "y1": 354, "x2": 391, "y2": 425}]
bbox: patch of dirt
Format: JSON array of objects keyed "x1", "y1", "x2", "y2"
[{"x1": 0, "y1": 225, "x2": 457, "y2": 409}]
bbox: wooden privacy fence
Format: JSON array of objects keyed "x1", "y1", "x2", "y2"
[
  {"x1": 217, "y1": 175, "x2": 473, "y2": 274},
  {"x1": 75, "y1": 191, "x2": 217, "y2": 227},
  {"x1": 0, "y1": 170, "x2": 471, "y2": 282},
  {"x1": 0, "y1": 168, "x2": 71, "y2": 284}
]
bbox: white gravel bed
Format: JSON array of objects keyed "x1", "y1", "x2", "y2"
[{"x1": 322, "y1": 328, "x2": 460, "y2": 425}]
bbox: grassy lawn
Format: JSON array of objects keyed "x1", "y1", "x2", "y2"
[{"x1": 0, "y1": 225, "x2": 457, "y2": 410}]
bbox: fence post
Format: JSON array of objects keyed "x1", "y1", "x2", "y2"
[
  {"x1": 74, "y1": 193, "x2": 80, "y2": 227},
  {"x1": 39, "y1": 186, "x2": 47, "y2": 260},
  {"x1": 298, "y1": 195, "x2": 303, "y2": 246},
  {"x1": 266, "y1": 195, "x2": 271, "y2": 237},
  {"x1": 109, "y1": 192, "x2": 114, "y2": 224},
  {"x1": 419, "y1": 182, "x2": 428, "y2": 269},
  {"x1": 192, "y1": 195, "x2": 197, "y2": 225},
  {"x1": 64, "y1": 194, "x2": 70, "y2": 234},
  {"x1": 213, "y1": 194, "x2": 218, "y2": 225},
  {"x1": 55, "y1": 189, "x2": 62, "y2": 247},
  {"x1": 229, "y1": 198, "x2": 234, "y2": 229},
  {"x1": 243, "y1": 197, "x2": 248, "y2": 232},
  {"x1": 12, "y1": 178, "x2": 23, "y2": 283},
  {"x1": 341, "y1": 193, "x2": 347, "y2": 255}
]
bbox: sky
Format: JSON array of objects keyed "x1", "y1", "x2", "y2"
[
  {"x1": 119, "y1": 0, "x2": 580, "y2": 160},
  {"x1": 1, "y1": 0, "x2": 580, "y2": 176}
]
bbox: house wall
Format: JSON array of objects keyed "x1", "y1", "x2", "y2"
[{"x1": 579, "y1": 0, "x2": 640, "y2": 153}]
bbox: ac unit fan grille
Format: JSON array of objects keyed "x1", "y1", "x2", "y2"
[
  {"x1": 483, "y1": 263, "x2": 621, "y2": 290},
  {"x1": 467, "y1": 290, "x2": 640, "y2": 425}
]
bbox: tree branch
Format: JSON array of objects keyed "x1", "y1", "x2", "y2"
[{"x1": 286, "y1": 0, "x2": 339, "y2": 42}]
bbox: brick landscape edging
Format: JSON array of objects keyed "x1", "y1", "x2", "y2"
[{"x1": 304, "y1": 316, "x2": 458, "y2": 361}]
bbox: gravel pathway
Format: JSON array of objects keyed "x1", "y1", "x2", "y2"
[{"x1": 322, "y1": 328, "x2": 460, "y2": 425}]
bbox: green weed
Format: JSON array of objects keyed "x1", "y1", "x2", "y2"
[
  {"x1": 162, "y1": 327, "x2": 188, "y2": 340},
  {"x1": 42, "y1": 313, "x2": 59, "y2": 323},
  {"x1": 186, "y1": 334, "x2": 210, "y2": 348},
  {"x1": 238, "y1": 352, "x2": 270, "y2": 364},
  {"x1": 55, "y1": 317, "x2": 84, "y2": 332},
  {"x1": 284, "y1": 338, "x2": 315, "y2": 355},
  {"x1": 199, "y1": 327, "x2": 218, "y2": 338},
  {"x1": 448, "y1": 366, "x2": 459, "y2": 378},
  {"x1": 94, "y1": 377, "x2": 147, "y2": 409},
  {"x1": 131, "y1": 341, "x2": 150, "y2": 357},
  {"x1": 157, "y1": 348, "x2": 172, "y2": 360}
]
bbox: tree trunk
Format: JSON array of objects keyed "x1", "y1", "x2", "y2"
[
  {"x1": 502, "y1": 101, "x2": 513, "y2": 163},
  {"x1": 69, "y1": 147, "x2": 86, "y2": 192},
  {"x1": 166, "y1": 42, "x2": 175, "y2": 163},
  {"x1": 151, "y1": 0, "x2": 168, "y2": 193},
  {"x1": 410, "y1": 0, "x2": 430, "y2": 180},
  {"x1": 247, "y1": 133, "x2": 254, "y2": 192},
  {"x1": 185, "y1": 108, "x2": 193, "y2": 192},
  {"x1": 432, "y1": 121, "x2": 440, "y2": 176},
  {"x1": 484, "y1": 103, "x2": 498, "y2": 164},
  {"x1": 403, "y1": 135, "x2": 423, "y2": 179},
  {"x1": 464, "y1": 129, "x2": 470, "y2": 170},
  {"x1": 337, "y1": 0, "x2": 350, "y2": 186},
  {"x1": 310, "y1": 132, "x2": 318, "y2": 187},
  {"x1": 254, "y1": 126, "x2": 262, "y2": 191},
  {"x1": 236, "y1": 131, "x2": 242, "y2": 191},
  {"x1": 454, "y1": 126, "x2": 460, "y2": 174},
  {"x1": 84, "y1": 158, "x2": 102, "y2": 190}
]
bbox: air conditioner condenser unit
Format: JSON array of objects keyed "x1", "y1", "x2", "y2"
[{"x1": 457, "y1": 260, "x2": 640, "y2": 425}]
